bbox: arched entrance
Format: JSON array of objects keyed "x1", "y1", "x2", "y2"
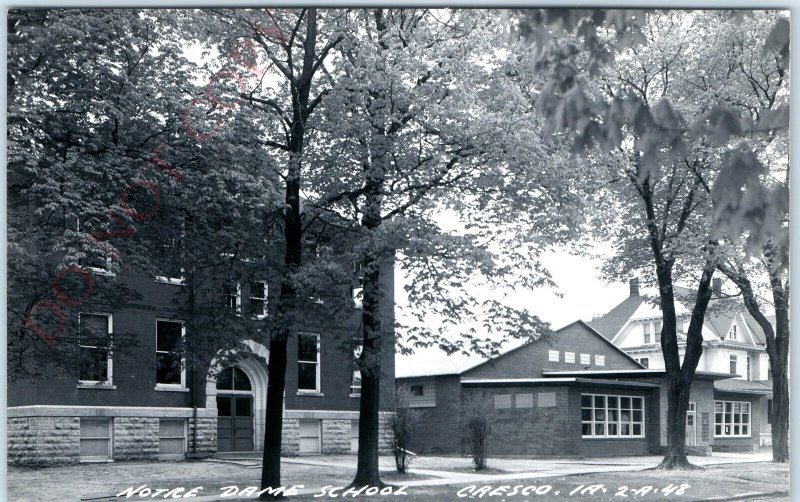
[
  {"x1": 206, "y1": 340, "x2": 269, "y2": 451},
  {"x1": 216, "y1": 366, "x2": 254, "y2": 452}
]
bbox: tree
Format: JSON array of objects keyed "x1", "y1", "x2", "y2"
[
  {"x1": 310, "y1": 8, "x2": 581, "y2": 485},
  {"x1": 7, "y1": 9, "x2": 203, "y2": 380},
  {"x1": 461, "y1": 393, "x2": 494, "y2": 471},
  {"x1": 388, "y1": 386, "x2": 422, "y2": 473},
  {"x1": 191, "y1": 8, "x2": 351, "y2": 496},
  {"x1": 516, "y1": 9, "x2": 789, "y2": 469}
]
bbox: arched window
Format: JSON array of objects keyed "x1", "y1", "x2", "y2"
[{"x1": 216, "y1": 366, "x2": 252, "y2": 391}]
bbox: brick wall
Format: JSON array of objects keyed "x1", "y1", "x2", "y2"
[
  {"x1": 113, "y1": 417, "x2": 159, "y2": 460},
  {"x1": 403, "y1": 375, "x2": 462, "y2": 455},
  {"x1": 7, "y1": 417, "x2": 80, "y2": 466}
]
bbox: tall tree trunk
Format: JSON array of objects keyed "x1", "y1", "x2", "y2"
[
  {"x1": 351, "y1": 131, "x2": 389, "y2": 488},
  {"x1": 260, "y1": 153, "x2": 302, "y2": 499},
  {"x1": 718, "y1": 249, "x2": 789, "y2": 463}
]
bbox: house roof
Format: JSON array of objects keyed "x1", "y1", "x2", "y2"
[
  {"x1": 396, "y1": 320, "x2": 643, "y2": 379},
  {"x1": 714, "y1": 378, "x2": 773, "y2": 395},
  {"x1": 589, "y1": 285, "x2": 768, "y2": 347},
  {"x1": 587, "y1": 295, "x2": 646, "y2": 340}
]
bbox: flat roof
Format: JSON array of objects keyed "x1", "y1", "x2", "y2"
[
  {"x1": 461, "y1": 377, "x2": 661, "y2": 389},
  {"x1": 542, "y1": 369, "x2": 735, "y2": 381}
]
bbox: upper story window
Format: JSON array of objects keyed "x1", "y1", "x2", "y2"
[
  {"x1": 78, "y1": 313, "x2": 113, "y2": 384},
  {"x1": 548, "y1": 350, "x2": 559, "y2": 362},
  {"x1": 643, "y1": 322, "x2": 651, "y2": 344},
  {"x1": 249, "y1": 281, "x2": 268, "y2": 319},
  {"x1": 637, "y1": 357, "x2": 650, "y2": 369},
  {"x1": 156, "y1": 320, "x2": 185, "y2": 387},
  {"x1": 729, "y1": 353, "x2": 738, "y2": 375},
  {"x1": 728, "y1": 323, "x2": 739, "y2": 341},
  {"x1": 224, "y1": 284, "x2": 241, "y2": 315},
  {"x1": 297, "y1": 333, "x2": 320, "y2": 393},
  {"x1": 595, "y1": 355, "x2": 605, "y2": 366},
  {"x1": 565, "y1": 351, "x2": 576, "y2": 363},
  {"x1": 580, "y1": 353, "x2": 591, "y2": 365},
  {"x1": 154, "y1": 237, "x2": 186, "y2": 285},
  {"x1": 642, "y1": 320, "x2": 662, "y2": 344}
]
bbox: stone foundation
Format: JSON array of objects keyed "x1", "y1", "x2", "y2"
[
  {"x1": 8, "y1": 417, "x2": 80, "y2": 466},
  {"x1": 188, "y1": 417, "x2": 217, "y2": 458},
  {"x1": 114, "y1": 417, "x2": 159, "y2": 461}
]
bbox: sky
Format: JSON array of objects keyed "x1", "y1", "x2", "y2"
[{"x1": 394, "y1": 246, "x2": 634, "y2": 373}]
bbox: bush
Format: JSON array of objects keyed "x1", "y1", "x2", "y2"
[
  {"x1": 388, "y1": 386, "x2": 422, "y2": 473},
  {"x1": 462, "y1": 394, "x2": 494, "y2": 470}
]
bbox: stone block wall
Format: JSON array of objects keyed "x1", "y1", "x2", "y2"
[
  {"x1": 113, "y1": 417, "x2": 159, "y2": 461},
  {"x1": 281, "y1": 418, "x2": 300, "y2": 456},
  {"x1": 322, "y1": 419, "x2": 351, "y2": 454},
  {"x1": 188, "y1": 417, "x2": 217, "y2": 457},
  {"x1": 8, "y1": 417, "x2": 80, "y2": 466}
]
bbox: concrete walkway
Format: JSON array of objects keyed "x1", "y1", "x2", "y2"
[{"x1": 182, "y1": 452, "x2": 775, "y2": 501}]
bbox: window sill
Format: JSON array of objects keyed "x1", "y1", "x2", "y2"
[
  {"x1": 80, "y1": 458, "x2": 113, "y2": 463},
  {"x1": 154, "y1": 386, "x2": 190, "y2": 393},
  {"x1": 297, "y1": 391, "x2": 324, "y2": 397},
  {"x1": 349, "y1": 393, "x2": 361, "y2": 398},
  {"x1": 77, "y1": 382, "x2": 116, "y2": 390},
  {"x1": 154, "y1": 276, "x2": 187, "y2": 286}
]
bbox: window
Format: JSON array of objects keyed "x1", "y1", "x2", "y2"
[
  {"x1": 299, "y1": 420, "x2": 321, "y2": 454},
  {"x1": 216, "y1": 367, "x2": 252, "y2": 391},
  {"x1": 350, "y1": 420, "x2": 359, "y2": 453},
  {"x1": 78, "y1": 313, "x2": 112, "y2": 384},
  {"x1": 643, "y1": 322, "x2": 651, "y2": 344},
  {"x1": 516, "y1": 393, "x2": 534, "y2": 408},
  {"x1": 538, "y1": 392, "x2": 557, "y2": 408},
  {"x1": 351, "y1": 345, "x2": 362, "y2": 396},
  {"x1": 155, "y1": 237, "x2": 185, "y2": 285},
  {"x1": 548, "y1": 350, "x2": 559, "y2": 362},
  {"x1": 714, "y1": 401, "x2": 750, "y2": 437},
  {"x1": 80, "y1": 417, "x2": 112, "y2": 461},
  {"x1": 159, "y1": 419, "x2": 186, "y2": 459},
  {"x1": 494, "y1": 394, "x2": 512, "y2": 409},
  {"x1": 249, "y1": 281, "x2": 268, "y2": 319},
  {"x1": 728, "y1": 323, "x2": 739, "y2": 341},
  {"x1": 595, "y1": 355, "x2": 605, "y2": 366},
  {"x1": 297, "y1": 333, "x2": 320, "y2": 392},
  {"x1": 406, "y1": 378, "x2": 436, "y2": 407},
  {"x1": 224, "y1": 284, "x2": 241, "y2": 315},
  {"x1": 581, "y1": 394, "x2": 644, "y2": 438},
  {"x1": 156, "y1": 320, "x2": 185, "y2": 386},
  {"x1": 730, "y1": 353, "x2": 738, "y2": 375},
  {"x1": 580, "y1": 353, "x2": 591, "y2": 365},
  {"x1": 351, "y1": 370, "x2": 362, "y2": 397},
  {"x1": 637, "y1": 357, "x2": 650, "y2": 369},
  {"x1": 353, "y1": 263, "x2": 364, "y2": 309},
  {"x1": 565, "y1": 351, "x2": 575, "y2": 363},
  {"x1": 654, "y1": 321, "x2": 662, "y2": 343}
]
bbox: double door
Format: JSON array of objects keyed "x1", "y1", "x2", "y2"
[{"x1": 217, "y1": 395, "x2": 254, "y2": 452}]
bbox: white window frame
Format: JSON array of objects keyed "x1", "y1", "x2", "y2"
[
  {"x1": 637, "y1": 357, "x2": 650, "y2": 369},
  {"x1": 548, "y1": 350, "x2": 559, "y2": 362},
  {"x1": 595, "y1": 355, "x2": 605, "y2": 366},
  {"x1": 643, "y1": 322, "x2": 652, "y2": 344},
  {"x1": 297, "y1": 332, "x2": 321, "y2": 394},
  {"x1": 730, "y1": 353, "x2": 738, "y2": 375},
  {"x1": 224, "y1": 283, "x2": 242, "y2": 315},
  {"x1": 714, "y1": 400, "x2": 751, "y2": 437},
  {"x1": 249, "y1": 280, "x2": 268, "y2": 319},
  {"x1": 580, "y1": 353, "x2": 591, "y2": 365},
  {"x1": 564, "y1": 351, "x2": 575, "y2": 363},
  {"x1": 728, "y1": 323, "x2": 739, "y2": 341},
  {"x1": 581, "y1": 394, "x2": 645, "y2": 439},
  {"x1": 78, "y1": 312, "x2": 114, "y2": 385},
  {"x1": 155, "y1": 319, "x2": 186, "y2": 389}
]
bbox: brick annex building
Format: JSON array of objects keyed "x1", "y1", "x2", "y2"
[
  {"x1": 398, "y1": 319, "x2": 771, "y2": 457},
  {"x1": 8, "y1": 263, "x2": 396, "y2": 465}
]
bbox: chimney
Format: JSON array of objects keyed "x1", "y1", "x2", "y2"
[
  {"x1": 629, "y1": 278, "x2": 640, "y2": 297},
  {"x1": 712, "y1": 278, "x2": 722, "y2": 298}
]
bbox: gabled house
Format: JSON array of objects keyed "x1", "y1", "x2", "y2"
[
  {"x1": 397, "y1": 319, "x2": 767, "y2": 457},
  {"x1": 589, "y1": 277, "x2": 774, "y2": 445}
]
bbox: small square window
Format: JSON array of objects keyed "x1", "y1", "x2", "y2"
[
  {"x1": 548, "y1": 350, "x2": 559, "y2": 362},
  {"x1": 564, "y1": 352, "x2": 575, "y2": 363},
  {"x1": 580, "y1": 353, "x2": 591, "y2": 365},
  {"x1": 595, "y1": 355, "x2": 605, "y2": 366}
]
